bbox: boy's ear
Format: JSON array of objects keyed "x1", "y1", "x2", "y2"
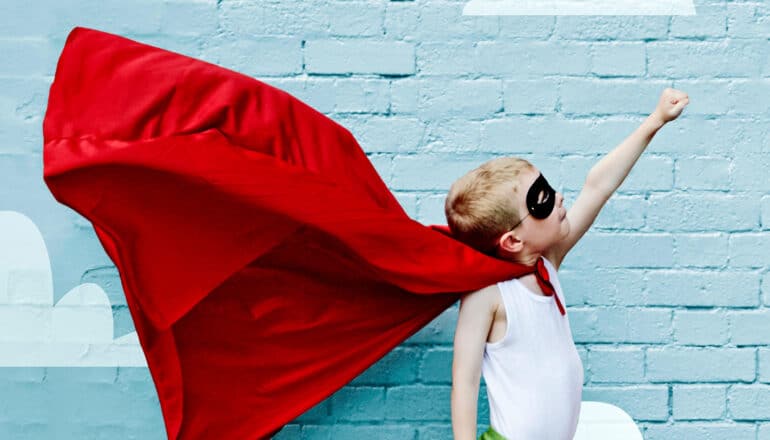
[{"x1": 499, "y1": 232, "x2": 524, "y2": 254}]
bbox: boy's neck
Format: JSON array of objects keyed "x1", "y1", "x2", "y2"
[{"x1": 497, "y1": 248, "x2": 543, "y2": 267}]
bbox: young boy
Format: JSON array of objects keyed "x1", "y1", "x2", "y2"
[{"x1": 446, "y1": 88, "x2": 690, "y2": 440}]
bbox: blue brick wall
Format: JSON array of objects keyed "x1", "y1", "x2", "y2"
[{"x1": 1, "y1": 0, "x2": 769, "y2": 438}]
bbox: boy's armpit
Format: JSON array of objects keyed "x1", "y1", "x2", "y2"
[{"x1": 453, "y1": 285, "x2": 499, "y2": 384}]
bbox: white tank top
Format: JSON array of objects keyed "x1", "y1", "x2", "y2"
[{"x1": 481, "y1": 257, "x2": 584, "y2": 440}]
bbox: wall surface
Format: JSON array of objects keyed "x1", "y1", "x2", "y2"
[{"x1": 1, "y1": 0, "x2": 769, "y2": 438}]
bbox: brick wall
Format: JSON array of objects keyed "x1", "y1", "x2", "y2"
[{"x1": 1, "y1": 0, "x2": 769, "y2": 438}]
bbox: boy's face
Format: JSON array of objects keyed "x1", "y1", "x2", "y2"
[{"x1": 498, "y1": 167, "x2": 570, "y2": 256}]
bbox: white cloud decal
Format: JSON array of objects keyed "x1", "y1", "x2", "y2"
[
  {"x1": 463, "y1": 0, "x2": 696, "y2": 15},
  {"x1": 575, "y1": 401, "x2": 643, "y2": 439},
  {"x1": 0, "y1": 210, "x2": 146, "y2": 367}
]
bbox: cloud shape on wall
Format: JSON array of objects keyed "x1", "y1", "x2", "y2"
[
  {"x1": 463, "y1": 0, "x2": 696, "y2": 15},
  {"x1": 0, "y1": 210, "x2": 146, "y2": 367}
]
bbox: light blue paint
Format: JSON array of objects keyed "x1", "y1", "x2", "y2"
[{"x1": 1, "y1": 0, "x2": 769, "y2": 438}]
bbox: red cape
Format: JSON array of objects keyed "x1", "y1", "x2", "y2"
[{"x1": 42, "y1": 27, "x2": 535, "y2": 439}]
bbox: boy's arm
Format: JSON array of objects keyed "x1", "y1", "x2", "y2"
[
  {"x1": 452, "y1": 285, "x2": 498, "y2": 440},
  {"x1": 547, "y1": 88, "x2": 689, "y2": 269}
]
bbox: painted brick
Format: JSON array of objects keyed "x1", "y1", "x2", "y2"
[
  {"x1": 647, "y1": 41, "x2": 766, "y2": 78},
  {"x1": 555, "y1": 16, "x2": 668, "y2": 41},
  {"x1": 259, "y1": 77, "x2": 336, "y2": 113},
  {"x1": 564, "y1": 233, "x2": 674, "y2": 269},
  {"x1": 498, "y1": 16, "x2": 554, "y2": 39},
  {"x1": 591, "y1": 195, "x2": 646, "y2": 230},
  {"x1": 646, "y1": 348, "x2": 755, "y2": 382},
  {"x1": 729, "y1": 385, "x2": 770, "y2": 421},
  {"x1": 590, "y1": 43, "x2": 645, "y2": 77},
  {"x1": 399, "y1": 0, "x2": 498, "y2": 41},
  {"x1": 558, "y1": 269, "x2": 645, "y2": 306},
  {"x1": 764, "y1": 273, "x2": 770, "y2": 306},
  {"x1": 727, "y1": 3, "x2": 770, "y2": 38},
  {"x1": 344, "y1": 116, "x2": 424, "y2": 153},
  {"x1": 325, "y1": 1, "x2": 384, "y2": 37},
  {"x1": 587, "y1": 347, "x2": 645, "y2": 383},
  {"x1": 674, "y1": 310, "x2": 728, "y2": 346},
  {"x1": 404, "y1": 305, "x2": 458, "y2": 345},
  {"x1": 560, "y1": 79, "x2": 664, "y2": 116},
  {"x1": 481, "y1": 118, "x2": 595, "y2": 154},
  {"x1": 350, "y1": 347, "x2": 420, "y2": 386},
  {"x1": 733, "y1": 155, "x2": 770, "y2": 191},
  {"x1": 423, "y1": 118, "x2": 481, "y2": 153},
  {"x1": 160, "y1": 1, "x2": 218, "y2": 36},
  {"x1": 645, "y1": 270, "x2": 759, "y2": 307},
  {"x1": 392, "y1": 154, "x2": 490, "y2": 191},
  {"x1": 4, "y1": 0, "x2": 770, "y2": 436},
  {"x1": 502, "y1": 79, "x2": 559, "y2": 114},
  {"x1": 332, "y1": 79, "x2": 390, "y2": 114},
  {"x1": 328, "y1": 424, "x2": 417, "y2": 440},
  {"x1": 420, "y1": 348, "x2": 452, "y2": 384},
  {"x1": 582, "y1": 385, "x2": 669, "y2": 421},
  {"x1": 384, "y1": 1, "x2": 419, "y2": 40},
  {"x1": 730, "y1": 311, "x2": 770, "y2": 346},
  {"x1": 417, "y1": 194, "x2": 448, "y2": 226},
  {"x1": 727, "y1": 80, "x2": 770, "y2": 116},
  {"x1": 647, "y1": 118, "x2": 747, "y2": 155},
  {"x1": 675, "y1": 156, "x2": 731, "y2": 190},
  {"x1": 384, "y1": 385, "x2": 450, "y2": 421},
  {"x1": 762, "y1": 196, "x2": 770, "y2": 229},
  {"x1": 305, "y1": 40, "x2": 415, "y2": 75},
  {"x1": 0, "y1": 38, "x2": 57, "y2": 76},
  {"x1": 329, "y1": 387, "x2": 385, "y2": 421},
  {"x1": 475, "y1": 41, "x2": 591, "y2": 76},
  {"x1": 201, "y1": 36, "x2": 302, "y2": 76},
  {"x1": 762, "y1": 349, "x2": 770, "y2": 384},
  {"x1": 418, "y1": 79, "x2": 502, "y2": 120},
  {"x1": 570, "y1": 307, "x2": 671, "y2": 344},
  {"x1": 220, "y1": 1, "x2": 329, "y2": 37},
  {"x1": 647, "y1": 194, "x2": 758, "y2": 232},
  {"x1": 417, "y1": 42, "x2": 475, "y2": 76},
  {"x1": 670, "y1": 3, "x2": 727, "y2": 39},
  {"x1": 673, "y1": 385, "x2": 727, "y2": 420},
  {"x1": 392, "y1": 79, "x2": 502, "y2": 119},
  {"x1": 645, "y1": 423, "x2": 756, "y2": 440},
  {"x1": 367, "y1": 153, "x2": 392, "y2": 186},
  {"x1": 730, "y1": 234, "x2": 770, "y2": 268},
  {"x1": 394, "y1": 192, "x2": 418, "y2": 219},
  {"x1": 673, "y1": 233, "x2": 729, "y2": 268}
]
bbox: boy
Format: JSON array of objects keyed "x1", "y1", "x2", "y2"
[{"x1": 446, "y1": 88, "x2": 689, "y2": 440}]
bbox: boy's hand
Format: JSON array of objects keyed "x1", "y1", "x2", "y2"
[{"x1": 652, "y1": 88, "x2": 689, "y2": 125}]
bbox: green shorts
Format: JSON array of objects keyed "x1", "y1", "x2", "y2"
[{"x1": 478, "y1": 426, "x2": 507, "y2": 440}]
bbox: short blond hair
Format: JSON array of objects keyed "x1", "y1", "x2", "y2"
[{"x1": 444, "y1": 156, "x2": 534, "y2": 254}]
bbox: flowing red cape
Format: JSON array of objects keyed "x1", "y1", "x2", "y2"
[{"x1": 42, "y1": 27, "x2": 536, "y2": 439}]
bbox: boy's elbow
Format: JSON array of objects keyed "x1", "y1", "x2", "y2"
[{"x1": 584, "y1": 171, "x2": 615, "y2": 200}]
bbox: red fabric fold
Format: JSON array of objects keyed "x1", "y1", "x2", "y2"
[{"x1": 42, "y1": 27, "x2": 540, "y2": 439}]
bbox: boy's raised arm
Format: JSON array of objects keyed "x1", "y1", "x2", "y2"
[
  {"x1": 548, "y1": 88, "x2": 690, "y2": 269},
  {"x1": 451, "y1": 285, "x2": 498, "y2": 440}
]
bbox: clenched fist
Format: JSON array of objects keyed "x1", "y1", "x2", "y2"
[{"x1": 653, "y1": 88, "x2": 689, "y2": 124}]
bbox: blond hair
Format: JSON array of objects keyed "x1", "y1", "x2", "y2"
[{"x1": 444, "y1": 156, "x2": 534, "y2": 254}]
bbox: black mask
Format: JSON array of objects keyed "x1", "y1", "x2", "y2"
[
  {"x1": 526, "y1": 173, "x2": 556, "y2": 219},
  {"x1": 506, "y1": 173, "x2": 556, "y2": 232}
]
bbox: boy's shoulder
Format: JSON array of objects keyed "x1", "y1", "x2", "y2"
[{"x1": 459, "y1": 283, "x2": 503, "y2": 316}]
